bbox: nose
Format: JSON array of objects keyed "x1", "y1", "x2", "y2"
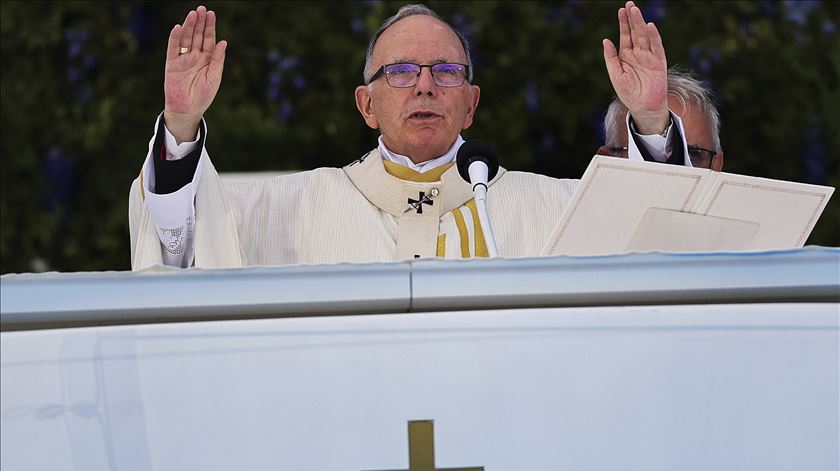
[{"x1": 415, "y1": 67, "x2": 435, "y2": 97}]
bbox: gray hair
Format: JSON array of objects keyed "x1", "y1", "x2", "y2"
[
  {"x1": 362, "y1": 4, "x2": 474, "y2": 84},
  {"x1": 604, "y1": 67, "x2": 721, "y2": 152}
]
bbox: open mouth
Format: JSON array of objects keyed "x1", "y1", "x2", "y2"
[{"x1": 410, "y1": 112, "x2": 440, "y2": 119}]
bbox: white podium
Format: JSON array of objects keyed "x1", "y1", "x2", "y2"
[{"x1": 2, "y1": 248, "x2": 838, "y2": 470}]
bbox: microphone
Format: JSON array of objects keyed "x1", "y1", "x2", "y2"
[
  {"x1": 456, "y1": 139, "x2": 499, "y2": 192},
  {"x1": 456, "y1": 139, "x2": 500, "y2": 257}
]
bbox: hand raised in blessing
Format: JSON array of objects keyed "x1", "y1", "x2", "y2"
[
  {"x1": 163, "y1": 5, "x2": 227, "y2": 143},
  {"x1": 602, "y1": 1, "x2": 669, "y2": 135}
]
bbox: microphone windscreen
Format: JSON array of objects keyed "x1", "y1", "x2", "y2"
[{"x1": 456, "y1": 139, "x2": 499, "y2": 183}]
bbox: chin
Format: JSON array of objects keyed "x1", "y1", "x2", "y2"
[
  {"x1": 412, "y1": 132, "x2": 454, "y2": 154},
  {"x1": 408, "y1": 143, "x2": 450, "y2": 163}
]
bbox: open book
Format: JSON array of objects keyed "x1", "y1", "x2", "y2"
[{"x1": 541, "y1": 156, "x2": 835, "y2": 256}]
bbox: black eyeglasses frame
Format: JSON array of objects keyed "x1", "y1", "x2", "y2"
[{"x1": 366, "y1": 62, "x2": 470, "y2": 88}]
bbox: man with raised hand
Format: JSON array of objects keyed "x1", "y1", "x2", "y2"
[
  {"x1": 599, "y1": 67, "x2": 724, "y2": 171},
  {"x1": 129, "y1": 2, "x2": 690, "y2": 269}
]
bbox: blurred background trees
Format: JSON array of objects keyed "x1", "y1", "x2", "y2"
[{"x1": 1, "y1": 0, "x2": 838, "y2": 273}]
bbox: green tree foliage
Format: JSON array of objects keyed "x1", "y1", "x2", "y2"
[{"x1": 1, "y1": 1, "x2": 838, "y2": 273}]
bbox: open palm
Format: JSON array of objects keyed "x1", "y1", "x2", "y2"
[
  {"x1": 163, "y1": 6, "x2": 227, "y2": 141},
  {"x1": 603, "y1": 1, "x2": 669, "y2": 135}
]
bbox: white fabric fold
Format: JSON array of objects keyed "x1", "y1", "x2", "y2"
[
  {"x1": 140, "y1": 114, "x2": 206, "y2": 267},
  {"x1": 162, "y1": 124, "x2": 201, "y2": 160},
  {"x1": 377, "y1": 135, "x2": 464, "y2": 173},
  {"x1": 627, "y1": 111, "x2": 692, "y2": 167}
]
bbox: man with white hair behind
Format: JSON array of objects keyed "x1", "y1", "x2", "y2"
[{"x1": 598, "y1": 67, "x2": 724, "y2": 171}]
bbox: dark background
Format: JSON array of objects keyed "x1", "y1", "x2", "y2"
[{"x1": 2, "y1": 1, "x2": 838, "y2": 273}]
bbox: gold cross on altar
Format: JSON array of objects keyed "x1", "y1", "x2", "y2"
[{"x1": 368, "y1": 420, "x2": 483, "y2": 471}]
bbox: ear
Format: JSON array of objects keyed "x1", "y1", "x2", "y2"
[
  {"x1": 461, "y1": 84, "x2": 481, "y2": 129},
  {"x1": 712, "y1": 151, "x2": 724, "y2": 172},
  {"x1": 355, "y1": 85, "x2": 379, "y2": 129}
]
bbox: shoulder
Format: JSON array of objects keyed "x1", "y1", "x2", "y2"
[
  {"x1": 221, "y1": 167, "x2": 352, "y2": 198},
  {"x1": 497, "y1": 170, "x2": 578, "y2": 191},
  {"x1": 230, "y1": 167, "x2": 348, "y2": 184},
  {"x1": 491, "y1": 171, "x2": 579, "y2": 212},
  {"x1": 296, "y1": 167, "x2": 350, "y2": 182}
]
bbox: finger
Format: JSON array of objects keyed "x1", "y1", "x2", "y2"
[
  {"x1": 192, "y1": 6, "x2": 207, "y2": 52},
  {"x1": 647, "y1": 22, "x2": 666, "y2": 61},
  {"x1": 180, "y1": 10, "x2": 197, "y2": 49},
  {"x1": 602, "y1": 38, "x2": 622, "y2": 83},
  {"x1": 204, "y1": 10, "x2": 217, "y2": 51},
  {"x1": 208, "y1": 40, "x2": 227, "y2": 82},
  {"x1": 618, "y1": 7, "x2": 631, "y2": 52},
  {"x1": 628, "y1": 5, "x2": 651, "y2": 51},
  {"x1": 603, "y1": 39, "x2": 618, "y2": 66},
  {"x1": 166, "y1": 24, "x2": 183, "y2": 62}
]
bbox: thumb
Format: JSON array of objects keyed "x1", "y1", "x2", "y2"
[
  {"x1": 209, "y1": 40, "x2": 227, "y2": 80},
  {"x1": 602, "y1": 39, "x2": 622, "y2": 83}
]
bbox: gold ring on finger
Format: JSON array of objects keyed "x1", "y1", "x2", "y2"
[{"x1": 179, "y1": 47, "x2": 191, "y2": 55}]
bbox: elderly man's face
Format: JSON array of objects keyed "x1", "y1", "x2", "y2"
[
  {"x1": 355, "y1": 15, "x2": 480, "y2": 163},
  {"x1": 602, "y1": 97, "x2": 724, "y2": 171}
]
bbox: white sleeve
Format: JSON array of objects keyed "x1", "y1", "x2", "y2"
[
  {"x1": 163, "y1": 123, "x2": 201, "y2": 160},
  {"x1": 626, "y1": 111, "x2": 692, "y2": 167},
  {"x1": 141, "y1": 117, "x2": 205, "y2": 268}
]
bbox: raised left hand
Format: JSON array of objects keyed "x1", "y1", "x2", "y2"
[{"x1": 603, "y1": 1, "x2": 669, "y2": 135}]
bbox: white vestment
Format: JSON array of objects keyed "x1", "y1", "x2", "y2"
[{"x1": 128, "y1": 147, "x2": 576, "y2": 270}]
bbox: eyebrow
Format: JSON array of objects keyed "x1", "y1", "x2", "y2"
[{"x1": 389, "y1": 57, "x2": 452, "y2": 64}]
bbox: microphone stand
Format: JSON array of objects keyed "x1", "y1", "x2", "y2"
[{"x1": 467, "y1": 162, "x2": 499, "y2": 257}]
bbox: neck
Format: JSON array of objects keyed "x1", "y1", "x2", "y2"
[{"x1": 378, "y1": 135, "x2": 464, "y2": 173}]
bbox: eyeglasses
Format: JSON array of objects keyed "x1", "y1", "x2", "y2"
[
  {"x1": 685, "y1": 145, "x2": 717, "y2": 169},
  {"x1": 367, "y1": 62, "x2": 470, "y2": 88},
  {"x1": 607, "y1": 145, "x2": 718, "y2": 169}
]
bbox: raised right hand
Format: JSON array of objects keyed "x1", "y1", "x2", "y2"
[{"x1": 163, "y1": 5, "x2": 227, "y2": 144}]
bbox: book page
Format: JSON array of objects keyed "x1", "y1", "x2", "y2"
[
  {"x1": 699, "y1": 173, "x2": 834, "y2": 250},
  {"x1": 625, "y1": 208, "x2": 760, "y2": 252},
  {"x1": 541, "y1": 156, "x2": 835, "y2": 256},
  {"x1": 541, "y1": 156, "x2": 713, "y2": 256}
]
